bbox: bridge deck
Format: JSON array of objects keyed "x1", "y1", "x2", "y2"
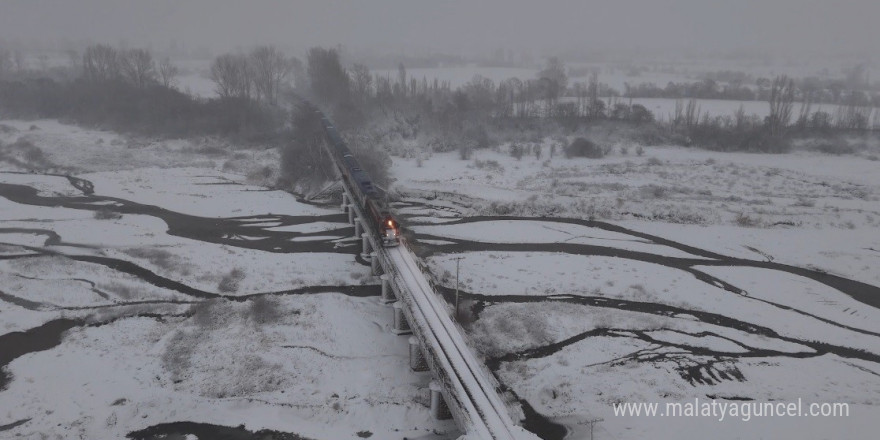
[
  {"x1": 315, "y1": 103, "x2": 539, "y2": 439},
  {"x1": 385, "y1": 246, "x2": 538, "y2": 440}
]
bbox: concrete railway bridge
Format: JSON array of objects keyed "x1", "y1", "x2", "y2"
[{"x1": 319, "y1": 117, "x2": 541, "y2": 440}]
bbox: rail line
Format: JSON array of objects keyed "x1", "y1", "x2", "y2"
[{"x1": 310, "y1": 101, "x2": 539, "y2": 439}]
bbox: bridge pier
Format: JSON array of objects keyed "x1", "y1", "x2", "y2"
[
  {"x1": 429, "y1": 381, "x2": 452, "y2": 420},
  {"x1": 348, "y1": 205, "x2": 355, "y2": 225},
  {"x1": 341, "y1": 192, "x2": 349, "y2": 211},
  {"x1": 408, "y1": 337, "x2": 429, "y2": 372},
  {"x1": 391, "y1": 302, "x2": 411, "y2": 335},
  {"x1": 354, "y1": 218, "x2": 362, "y2": 238},
  {"x1": 380, "y1": 274, "x2": 395, "y2": 303},
  {"x1": 361, "y1": 233, "x2": 372, "y2": 258},
  {"x1": 370, "y1": 252, "x2": 381, "y2": 275}
]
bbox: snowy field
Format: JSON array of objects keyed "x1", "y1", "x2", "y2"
[
  {"x1": 2, "y1": 112, "x2": 879, "y2": 440},
  {"x1": 0, "y1": 119, "x2": 458, "y2": 439},
  {"x1": 393, "y1": 142, "x2": 880, "y2": 439}
]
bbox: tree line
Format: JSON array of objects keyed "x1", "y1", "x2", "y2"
[{"x1": 0, "y1": 44, "x2": 284, "y2": 140}]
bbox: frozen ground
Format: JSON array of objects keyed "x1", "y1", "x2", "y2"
[
  {"x1": 0, "y1": 119, "x2": 457, "y2": 439},
  {"x1": 392, "y1": 144, "x2": 880, "y2": 439},
  {"x1": 2, "y1": 114, "x2": 879, "y2": 439}
]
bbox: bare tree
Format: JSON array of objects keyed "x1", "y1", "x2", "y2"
[
  {"x1": 210, "y1": 53, "x2": 252, "y2": 99},
  {"x1": 587, "y1": 71, "x2": 602, "y2": 119},
  {"x1": 158, "y1": 56, "x2": 179, "y2": 88},
  {"x1": 795, "y1": 91, "x2": 813, "y2": 131},
  {"x1": 12, "y1": 50, "x2": 25, "y2": 72},
  {"x1": 350, "y1": 63, "x2": 373, "y2": 103},
  {"x1": 0, "y1": 48, "x2": 10, "y2": 77},
  {"x1": 82, "y1": 44, "x2": 120, "y2": 83},
  {"x1": 286, "y1": 57, "x2": 304, "y2": 92},
  {"x1": 835, "y1": 92, "x2": 871, "y2": 130},
  {"x1": 768, "y1": 75, "x2": 795, "y2": 136},
  {"x1": 249, "y1": 45, "x2": 292, "y2": 105},
  {"x1": 307, "y1": 47, "x2": 349, "y2": 106},
  {"x1": 397, "y1": 62, "x2": 407, "y2": 98},
  {"x1": 537, "y1": 56, "x2": 567, "y2": 114},
  {"x1": 120, "y1": 49, "x2": 156, "y2": 88},
  {"x1": 497, "y1": 77, "x2": 520, "y2": 118},
  {"x1": 66, "y1": 49, "x2": 80, "y2": 73}
]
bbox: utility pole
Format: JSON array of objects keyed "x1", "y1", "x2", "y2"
[
  {"x1": 453, "y1": 256, "x2": 464, "y2": 321},
  {"x1": 587, "y1": 417, "x2": 603, "y2": 440}
]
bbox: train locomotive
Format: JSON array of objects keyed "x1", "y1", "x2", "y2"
[{"x1": 314, "y1": 108, "x2": 400, "y2": 247}]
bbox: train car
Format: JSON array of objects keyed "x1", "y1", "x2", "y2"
[
  {"x1": 366, "y1": 197, "x2": 400, "y2": 246},
  {"x1": 312, "y1": 102, "x2": 400, "y2": 247}
]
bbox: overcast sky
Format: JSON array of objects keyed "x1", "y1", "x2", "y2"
[{"x1": 1, "y1": 0, "x2": 878, "y2": 59}]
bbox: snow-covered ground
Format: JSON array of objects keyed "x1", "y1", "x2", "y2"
[
  {"x1": 392, "y1": 143, "x2": 880, "y2": 439},
  {"x1": 3, "y1": 111, "x2": 879, "y2": 439},
  {"x1": 0, "y1": 119, "x2": 457, "y2": 439}
]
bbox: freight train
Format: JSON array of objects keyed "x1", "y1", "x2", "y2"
[{"x1": 310, "y1": 105, "x2": 400, "y2": 246}]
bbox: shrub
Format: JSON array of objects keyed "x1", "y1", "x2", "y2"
[
  {"x1": 636, "y1": 145, "x2": 645, "y2": 156},
  {"x1": 218, "y1": 268, "x2": 246, "y2": 293},
  {"x1": 123, "y1": 247, "x2": 178, "y2": 271},
  {"x1": 640, "y1": 184, "x2": 668, "y2": 199},
  {"x1": 509, "y1": 143, "x2": 523, "y2": 160},
  {"x1": 565, "y1": 137, "x2": 604, "y2": 158},
  {"x1": 458, "y1": 143, "x2": 473, "y2": 160},
  {"x1": 93, "y1": 207, "x2": 122, "y2": 220},
  {"x1": 474, "y1": 159, "x2": 504, "y2": 173},
  {"x1": 248, "y1": 295, "x2": 283, "y2": 325},
  {"x1": 815, "y1": 143, "x2": 855, "y2": 155},
  {"x1": 735, "y1": 212, "x2": 760, "y2": 227}
]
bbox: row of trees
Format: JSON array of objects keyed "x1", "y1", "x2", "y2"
[
  {"x1": 620, "y1": 77, "x2": 880, "y2": 108},
  {"x1": 81, "y1": 44, "x2": 178, "y2": 88},
  {"x1": 0, "y1": 48, "x2": 27, "y2": 77},
  {"x1": 0, "y1": 44, "x2": 285, "y2": 140},
  {"x1": 209, "y1": 46, "x2": 303, "y2": 105}
]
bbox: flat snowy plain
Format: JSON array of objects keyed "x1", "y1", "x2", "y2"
[
  {"x1": 1, "y1": 112, "x2": 879, "y2": 440},
  {"x1": 394, "y1": 142, "x2": 880, "y2": 439},
  {"x1": 0, "y1": 120, "x2": 456, "y2": 439}
]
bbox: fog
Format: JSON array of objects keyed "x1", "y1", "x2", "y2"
[{"x1": 2, "y1": 0, "x2": 879, "y2": 59}]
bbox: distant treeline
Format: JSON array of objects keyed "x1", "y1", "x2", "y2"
[
  {"x1": 0, "y1": 44, "x2": 285, "y2": 141},
  {"x1": 620, "y1": 78, "x2": 880, "y2": 108},
  {"x1": 1, "y1": 43, "x2": 878, "y2": 157}
]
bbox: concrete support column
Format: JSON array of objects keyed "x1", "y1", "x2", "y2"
[
  {"x1": 361, "y1": 233, "x2": 372, "y2": 256},
  {"x1": 348, "y1": 206, "x2": 355, "y2": 225},
  {"x1": 341, "y1": 192, "x2": 349, "y2": 210},
  {"x1": 429, "y1": 381, "x2": 452, "y2": 420},
  {"x1": 392, "y1": 301, "x2": 411, "y2": 335},
  {"x1": 370, "y1": 251, "x2": 380, "y2": 275},
  {"x1": 408, "y1": 336, "x2": 429, "y2": 372},
  {"x1": 354, "y1": 219, "x2": 362, "y2": 238},
  {"x1": 380, "y1": 274, "x2": 395, "y2": 303}
]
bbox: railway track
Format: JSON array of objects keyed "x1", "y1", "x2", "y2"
[
  {"x1": 308, "y1": 98, "x2": 540, "y2": 439},
  {"x1": 385, "y1": 245, "x2": 539, "y2": 439}
]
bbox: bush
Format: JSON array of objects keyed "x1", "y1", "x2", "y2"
[
  {"x1": 565, "y1": 137, "x2": 604, "y2": 158},
  {"x1": 248, "y1": 295, "x2": 283, "y2": 325},
  {"x1": 0, "y1": 77, "x2": 284, "y2": 140},
  {"x1": 93, "y1": 207, "x2": 122, "y2": 220},
  {"x1": 458, "y1": 143, "x2": 473, "y2": 160},
  {"x1": 814, "y1": 143, "x2": 855, "y2": 155},
  {"x1": 735, "y1": 212, "x2": 760, "y2": 227},
  {"x1": 218, "y1": 268, "x2": 246, "y2": 293},
  {"x1": 474, "y1": 159, "x2": 504, "y2": 173},
  {"x1": 510, "y1": 143, "x2": 523, "y2": 160}
]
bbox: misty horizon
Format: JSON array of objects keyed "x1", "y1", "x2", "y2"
[{"x1": 1, "y1": 0, "x2": 879, "y2": 62}]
